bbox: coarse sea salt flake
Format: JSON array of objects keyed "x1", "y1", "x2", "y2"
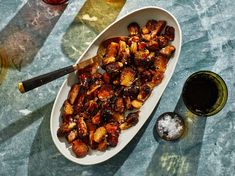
[{"x1": 158, "y1": 114, "x2": 183, "y2": 139}]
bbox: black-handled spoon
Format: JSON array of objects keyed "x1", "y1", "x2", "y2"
[
  {"x1": 18, "y1": 64, "x2": 77, "y2": 93},
  {"x1": 18, "y1": 36, "x2": 128, "y2": 93},
  {"x1": 18, "y1": 56, "x2": 99, "y2": 93}
]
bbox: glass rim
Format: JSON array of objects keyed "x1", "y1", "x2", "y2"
[{"x1": 182, "y1": 70, "x2": 228, "y2": 116}]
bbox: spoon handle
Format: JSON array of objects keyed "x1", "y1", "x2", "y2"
[{"x1": 18, "y1": 65, "x2": 76, "y2": 93}]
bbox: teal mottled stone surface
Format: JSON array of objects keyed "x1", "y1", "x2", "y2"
[{"x1": 0, "y1": 0, "x2": 235, "y2": 175}]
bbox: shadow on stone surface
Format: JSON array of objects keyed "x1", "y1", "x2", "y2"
[
  {"x1": 147, "y1": 96, "x2": 207, "y2": 176},
  {"x1": 61, "y1": 0, "x2": 126, "y2": 61},
  {"x1": 28, "y1": 99, "x2": 159, "y2": 176},
  {"x1": 0, "y1": 0, "x2": 67, "y2": 77},
  {"x1": 0, "y1": 102, "x2": 53, "y2": 144}
]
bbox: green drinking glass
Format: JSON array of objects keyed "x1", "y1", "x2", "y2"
[{"x1": 182, "y1": 71, "x2": 228, "y2": 116}]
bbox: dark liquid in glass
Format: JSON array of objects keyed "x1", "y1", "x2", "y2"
[
  {"x1": 43, "y1": 0, "x2": 68, "y2": 5},
  {"x1": 182, "y1": 74, "x2": 219, "y2": 115}
]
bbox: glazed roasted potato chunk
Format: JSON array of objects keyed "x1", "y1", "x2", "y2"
[
  {"x1": 98, "y1": 140, "x2": 108, "y2": 151},
  {"x1": 120, "y1": 111, "x2": 139, "y2": 130},
  {"x1": 113, "y1": 112, "x2": 125, "y2": 123},
  {"x1": 118, "y1": 40, "x2": 130, "y2": 63},
  {"x1": 124, "y1": 96, "x2": 133, "y2": 110},
  {"x1": 87, "y1": 80, "x2": 102, "y2": 95},
  {"x1": 131, "y1": 100, "x2": 143, "y2": 109},
  {"x1": 105, "y1": 122, "x2": 120, "y2": 136},
  {"x1": 98, "y1": 85, "x2": 114, "y2": 101},
  {"x1": 107, "y1": 134, "x2": 119, "y2": 147},
  {"x1": 115, "y1": 97, "x2": 125, "y2": 113},
  {"x1": 77, "y1": 116, "x2": 88, "y2": 137},
  {"x1": 164, "y1": 26, "x2": 175, "y2": 41},
  {"x1": 94, "y1": 127, "x2": 107, "y2": 143},
  {"x1": 154, "y1": 55, "x2": 168, "y2": 72},
  {"x1": 89, "y1": 131, "x2": 98, "y2": 149},
  {"x1": 130, "y1": 41, "x2": 138, "y2": 54},
  {"x1": 102, "y1": 42, "x2": 119, "y2": 65},
  {"x1": 157, "y1": 36, "x2": 169, "y2": 48},
  {"x1": 85, "y1": 100, "x2": 99, "y2": 115},
  {"x1": 120, "y1": 67, "x2": 136, "y2": 86},
  {"x1": 153, "y1": 20, "x2": 166, "y2": 36},
  {"x1": 58, "y1": 19, "x2": 176, "y2": 158},
  {"x1": 72, "y1": 140, "x2": 89, "y2": 158},
  {"x1": 137, "y1": 84, "x2": 152, "y2": 101},
  {"x1": 146, "y1": 19, "x2": 158, "y2": 31},
  {"x1": 63, "y1": 100, "x2": 73, "y2": 116},
  {"x1": 128, "y1": 22, "x2": 140, "y2": 36},
  {"x1": 92, "y1": 111, "x2": 102, "y2": 125},
  {"x1": 105, "y1": 62, "x2": 123, "y2": 76},
  {"x1": 68, "y1": 84, "x2": 80, "y2": 105},
  {"x1": 102, "y1": 72, "x2": 111, "y2": 83},
  {"x1": 67, "y1": 130, "x2": 78, "y2": 143},
  {"x1": 159, "y1": 45, "x2": 175, "y2": 58},
  {"x1": 150, "y1": 71, "x2": 164, "y2": 88},
  {"x1": 147, "y1": 40, "x2": 159, "y2": 51},
  {"x1": 57, "y1": 122, "x2": 76, "y2": 137}
]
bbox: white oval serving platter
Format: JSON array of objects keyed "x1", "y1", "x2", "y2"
[{"x1": 50, "y1": 6, "x2": 182, "y2": 165}]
